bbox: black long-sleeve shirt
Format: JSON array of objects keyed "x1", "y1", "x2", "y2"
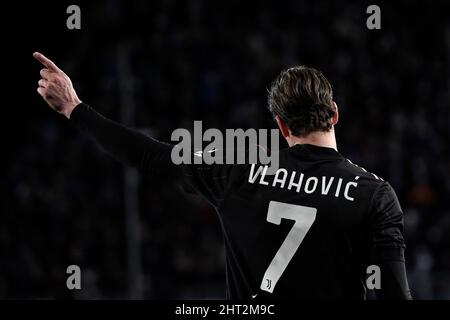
[{"x1": 69, "y1": 102, "x2": 412, "y2": 299}]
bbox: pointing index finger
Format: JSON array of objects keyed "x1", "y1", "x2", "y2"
[{"x1": 33, "y1": 52, "x2": 62, "y2": 73}]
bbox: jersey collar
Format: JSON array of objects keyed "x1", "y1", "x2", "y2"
[{"x1": 289, "y1": 143, "x2": 345, "y2": 161}]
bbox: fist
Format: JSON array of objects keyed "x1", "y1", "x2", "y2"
[{"x1": 34, "y1": 52, "x2": 82, "y2": 119}]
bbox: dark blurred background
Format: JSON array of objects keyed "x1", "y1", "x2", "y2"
[{"x1": 1, "y1": 0, "x2": 449, "y2": 299}]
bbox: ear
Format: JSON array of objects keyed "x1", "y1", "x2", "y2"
[
  {"x1": 275, "y1": 116, "x2": 290, "y2": 138},
  {"x1": 331, "y1": 101, "x2": 339, "y2": 126}
]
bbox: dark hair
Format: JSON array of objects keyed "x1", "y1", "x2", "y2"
[{"x1": 268, "y1": 66, "x2": 336, "y2": 137}]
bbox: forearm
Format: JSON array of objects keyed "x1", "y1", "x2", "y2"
[
  {"x1": 371, "y1": 247, "x2": 412, "y2": 300},
  {"x1": 376, "y1": 260, "x2": 412, "y2": 300},
  {"x1": 32, "y1": 53, "x2": 175, "y2": 176},
  {"x1": 69, "y1": 103, "x2": 174, "y2": 175}
]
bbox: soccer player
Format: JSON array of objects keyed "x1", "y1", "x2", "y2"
[{"x1": 33, "y1": 52, "x2": 412, "y2": 299}]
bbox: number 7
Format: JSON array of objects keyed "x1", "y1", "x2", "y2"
[{"x1": 260, "y1": 201, "x2": 317, "y2": 293}]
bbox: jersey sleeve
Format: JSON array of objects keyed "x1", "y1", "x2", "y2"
[
  {"x1": 69, "y1": 103, "x2": 174, "y2": 177},
  {"x1": 180, "y1": 152, "x2": 248, "y2": 208},
  {"x1": 368, "y1": 181, "x2": 412, "y2": 299},
  {"x1": 70, "y1": 103, "x2": 240, "y2": 208}
]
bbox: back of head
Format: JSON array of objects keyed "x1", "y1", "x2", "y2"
[{"x1": 268, "y1": 66, "x2": 336, "y2": 137}]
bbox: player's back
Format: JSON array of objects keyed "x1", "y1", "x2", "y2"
[{"x1": 218, "y1": 144, "x2": 398, "y2": 299}]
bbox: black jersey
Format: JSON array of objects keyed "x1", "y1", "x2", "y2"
[
  {"x1": 183, "y1": 144, "x2": 410, "y2": 299},
  {"x1": 70, "y1": 103, "x2": 411, "y2": 300}
]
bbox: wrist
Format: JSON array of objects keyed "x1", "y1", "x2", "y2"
[
  {"x1": 64, "y1": 99, "x2": 82, "y2": 119},
  {"x1": 63, "y1": 99, "x2": 81, "y2": 119}
]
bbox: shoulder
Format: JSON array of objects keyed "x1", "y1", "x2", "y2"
[
  {"x1": 342, "y1": 158, "x2": 385, "y2": 182},
  {"x1": 339, "y1": 158, "x2": 399, "y2": 209}
]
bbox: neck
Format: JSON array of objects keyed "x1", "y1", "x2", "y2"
[{"x1": 287, "y1": 129, "x2": 337, "y2": 150}]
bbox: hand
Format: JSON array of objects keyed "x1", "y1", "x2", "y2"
[{"x1": 33, "y1": 52, "x2": 82, "y2": 119}]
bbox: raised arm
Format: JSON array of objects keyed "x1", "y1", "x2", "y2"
[
  {"x1": 33, "y1": 52, "x2": 237, "y2": 206},
  {"x1": 33, "y1": 52, "x2": 173, "y2": 175}
]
